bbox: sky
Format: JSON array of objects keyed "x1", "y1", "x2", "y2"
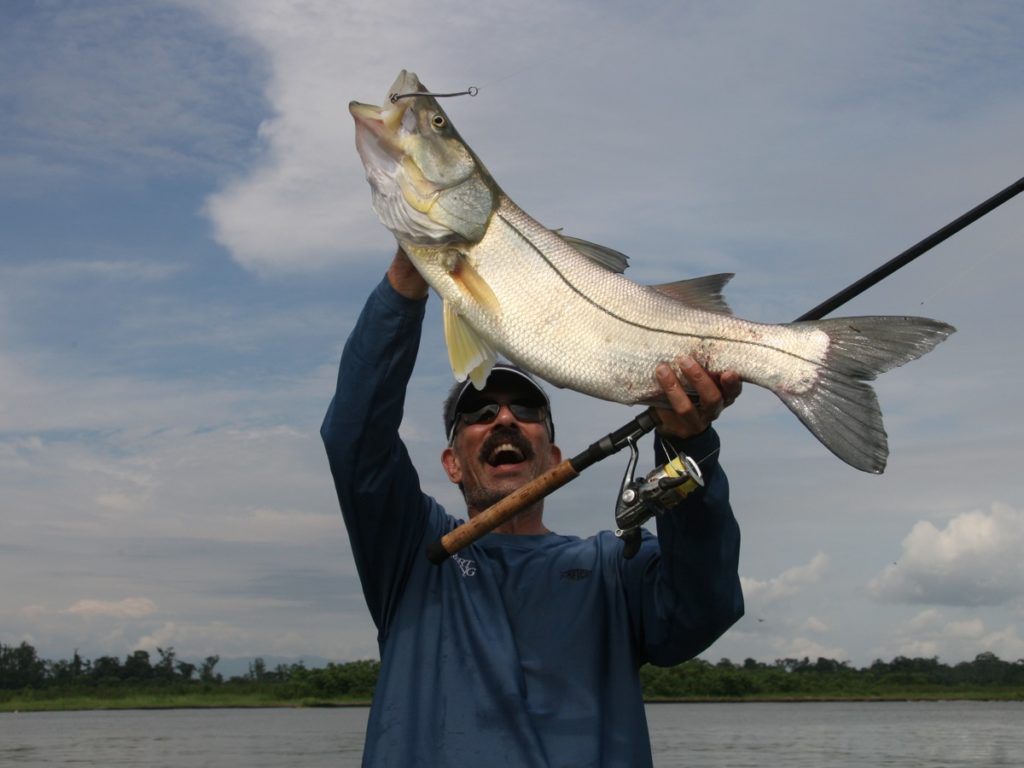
[{"x1": 2, "y1": 0, "x2": 1023, "y2": 671}]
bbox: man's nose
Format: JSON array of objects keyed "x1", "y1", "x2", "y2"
[{"x1": 493, "y1": 404, "x2": 519, "y2": 426}]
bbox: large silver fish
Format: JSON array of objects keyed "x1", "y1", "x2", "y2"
[{"x1": 349, "y1": 70, "x2": 955, "y2": 473}]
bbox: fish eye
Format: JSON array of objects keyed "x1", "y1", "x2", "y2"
[{"x1": 431, "y1": 114, "x2": 447, "y2": 130}]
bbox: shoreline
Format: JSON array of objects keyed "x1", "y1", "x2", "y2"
[{"x1": 4, "y1": 691, "x2": 1021, "y2": 713}]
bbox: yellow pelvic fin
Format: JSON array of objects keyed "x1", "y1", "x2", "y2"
[{"x1": 443, "y1": 299, "x2": 497, "y2": 388}]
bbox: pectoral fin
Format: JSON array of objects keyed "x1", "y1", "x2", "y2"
[
  {"x1": 445, "y1": 252, "x2": 501, "y2": 317},
  {"x1": 443, "y1": 299, "x2": 497, "y2": 388}
]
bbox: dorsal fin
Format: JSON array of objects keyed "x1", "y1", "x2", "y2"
[
  {"x1": 650, "y1": 273, "x2": 735, "y2": 315},
  {"x1": 554, "y1": 232, "x2": 629, "y2": 274}
]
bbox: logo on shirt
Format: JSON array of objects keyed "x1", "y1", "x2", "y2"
[
  {"x1": 561, "y1": 568, "x2": 592, "y2": 581},
  {"x1": 453, "y1": 554, "x2": 477, "y2": 577}
]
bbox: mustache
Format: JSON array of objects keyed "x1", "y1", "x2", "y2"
[{"x1": 478, "y1": 425, "x2": 535, "y2": 464}]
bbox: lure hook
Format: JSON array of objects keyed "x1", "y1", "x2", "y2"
[{"x1": 389, "y1": 86, "x2": 479, "y2": 103}]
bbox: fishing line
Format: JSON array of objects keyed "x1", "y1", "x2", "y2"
[
  {"x1": 659, "y1": 435, "x2": 720, "y2": 470},
  {"x1": 695, "y1": 445, "x2": 721, "y2": 468},
  {"x1": 391, "y1": 21, "x2": 627, "y2": 108}
]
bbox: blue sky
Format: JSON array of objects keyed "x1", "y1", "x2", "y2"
[{"x1": 2, "y1": 0, "x2": 1023, "y2": 668}]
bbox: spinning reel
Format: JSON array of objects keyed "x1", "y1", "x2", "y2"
[{"x1": 614, "y1": 437, "x2": 703, "y2": 559}]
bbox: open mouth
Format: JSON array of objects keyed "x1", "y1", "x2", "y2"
[
  {"x1": 348, "y1": 70, "x2": 420, "y2": 138},
  {"x1": 480, "y1": 430, "x2": 533, "y2": 468},
  {"x1": 487, "y1": 443, "x2": 526, "y2": 467}
]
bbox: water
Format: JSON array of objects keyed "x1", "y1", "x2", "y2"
[
  {"x1": 646, "y1": 701, "x2": 1023, "y2": 767},
  {"x1": 1, "y1": 701, "x2": 1021, "y2": 767}
]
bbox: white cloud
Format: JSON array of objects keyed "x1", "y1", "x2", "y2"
[
  {"x1": 981, "y1": 626, "x2": 1024, "y2": 661},
  {"x1": 771, "y1": 636, "x2": 848, "y2": 663},
  {"x1": 134, "y1": 620, "x2": 252, "y2": 658},
  {"x1": 868, "y1": 502, "x2": 1024, "y2": 606},
  {"x1": 66, "y1": 597, "x2": 157, "y2": 619},
  {"x1": 182, "y1": 0, "x2": 421, "y2": 271},
  {"x1": 0, "y1": 259, "x2": 187, "y2": 283},
  {"x1": 888, "y1": 609, "x2": 1024, "y2": 662},
  {"x1": 181, "y1": 0, "x2": 1024, "y2": 287},
  {"x1": 741, "y1": 553, "x2": 829, "y2": 606},
  {"x1": 134, "y1": 617, "x2": 378, "y2": 661},
  {"x1": 802, "y1": 616, "x2": 829, "y2": 634}
]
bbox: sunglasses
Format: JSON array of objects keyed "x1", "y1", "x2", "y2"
[{"x1": 449, "y1": 401, "x2": 550, "y2": 443}]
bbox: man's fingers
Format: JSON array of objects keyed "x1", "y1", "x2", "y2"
[
  {"x1": 720, "y1": 371, "x2": 742, "y2": 407},
  {"x1": 678, "y1": 356, "x2": 724, "y2": 417},
  {"x1": 654, "y1": 358, "x2": 742, "y2": 439},
  {"x1": 655, "y1": 362, "x2": 697, "y2": 414}
]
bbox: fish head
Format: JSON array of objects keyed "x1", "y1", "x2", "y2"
[{"x1": 349, "y1": 70, "x2": 496, "y2": 246}]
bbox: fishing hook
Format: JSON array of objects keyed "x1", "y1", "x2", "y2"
[{"x1": 389, "y1": 86, "x2": 479, "y2": 103}]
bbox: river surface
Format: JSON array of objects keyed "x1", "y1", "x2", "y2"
[{"x1": 1, "y1": 701, "x2": 1021, "y2": 766}]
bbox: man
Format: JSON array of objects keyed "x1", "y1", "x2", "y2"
[{"x1": 322, "y1": 249, "x2": 744, "y2": 767}]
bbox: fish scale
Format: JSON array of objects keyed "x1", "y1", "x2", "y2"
[
  {"x1": 350, "y1": 70, "x2": 955, "y2": 473},
  {"x1": 415, "y1": 198, "x2": 830, "y2": 405}
]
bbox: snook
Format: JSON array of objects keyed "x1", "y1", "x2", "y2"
[{"x1": 349, "y1": 70, "x2": 955, "y2": 473}]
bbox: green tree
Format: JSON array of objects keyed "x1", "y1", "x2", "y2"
[
  {"x1": 155, "y1": 647, "x2": 177, "y2": 681},
  {"x1": 249, "y1": 657, "x2": 267, "y2": 682},
  {"x1": 176, "y1": 660, "x2": 197, "y2": 682},
  {"x1": 123, "y1": 650, "x2": 153, "y2": 681},
  {"x1": 91, "y1": 655, "x2": 122, "y2": 683},
  {"x1": 200, "y1": 655, "x2": 221, "y2": 683},
  {"x1": 0, "y1": 642, "x2": 46, "y2": 689}
]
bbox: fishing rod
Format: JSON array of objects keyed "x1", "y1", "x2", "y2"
[
  {"x1": 796, "y1": 175, "x2": 1024, "y2": 321},
  {"x1": 426, "y1": 174, "x2": 1024, "y2": 564}
]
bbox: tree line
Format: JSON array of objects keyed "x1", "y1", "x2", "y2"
[
  {"x1": 0, "y1": 642, "x2": 379, "y2": 699},
  {"x1": 2, "y1": 641, "x2": 1021, "y2": 700},
  {"x1": 638, "y1": 652, "x2": 1024, "y2": 699}
]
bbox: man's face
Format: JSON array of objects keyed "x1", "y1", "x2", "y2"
[{"x1": 441, "y1": 387, "x2": 560, "y2": 515}]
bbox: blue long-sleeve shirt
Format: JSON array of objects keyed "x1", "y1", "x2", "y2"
[{"x1": 322, "y1": 277, "x2": 743, "y2": 767}]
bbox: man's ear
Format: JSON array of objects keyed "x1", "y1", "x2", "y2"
[
  {"x1": 550, "y1": 443, "x2": 562, "y2": 466},
  {"x1": 441, "y1": 446, "x2": 462, "y2": 484}
]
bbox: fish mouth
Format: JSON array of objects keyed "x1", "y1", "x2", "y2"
[
  {"x1": 350, "y1": 97, "x2": 408, "y2": 196},
  {"x1": 349, "y1": 71, "x2": 423, "y2": 183},
  {"x1": 348, "y1": 69, "x2": 421, "y2": 144},
  {"x1": 349, "y1": 100, "x2": 404, "y2": 151}
]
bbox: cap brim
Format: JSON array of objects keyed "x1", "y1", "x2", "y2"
[{"x1": 445, "y1": 365, "x2": 551, "y2": 443}]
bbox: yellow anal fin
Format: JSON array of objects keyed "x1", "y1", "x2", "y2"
[{"x1": 443, "y1": 299, "x2": 497, "y2": 388}]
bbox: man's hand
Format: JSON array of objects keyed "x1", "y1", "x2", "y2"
[
  {"x1": 387, "y1": 247, "x2": 429, "y2": 299},
  {"x1": 654, "y1": 356, "x2": 742, "y2": 439}
]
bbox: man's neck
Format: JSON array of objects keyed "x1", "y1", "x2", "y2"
[{"x1": 469, "y1": 504, "x2": 550, "y2": 535}]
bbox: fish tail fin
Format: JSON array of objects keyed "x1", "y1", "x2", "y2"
[{"x1": 776, "y1": 316, "x2": 955, "y2": 473}]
